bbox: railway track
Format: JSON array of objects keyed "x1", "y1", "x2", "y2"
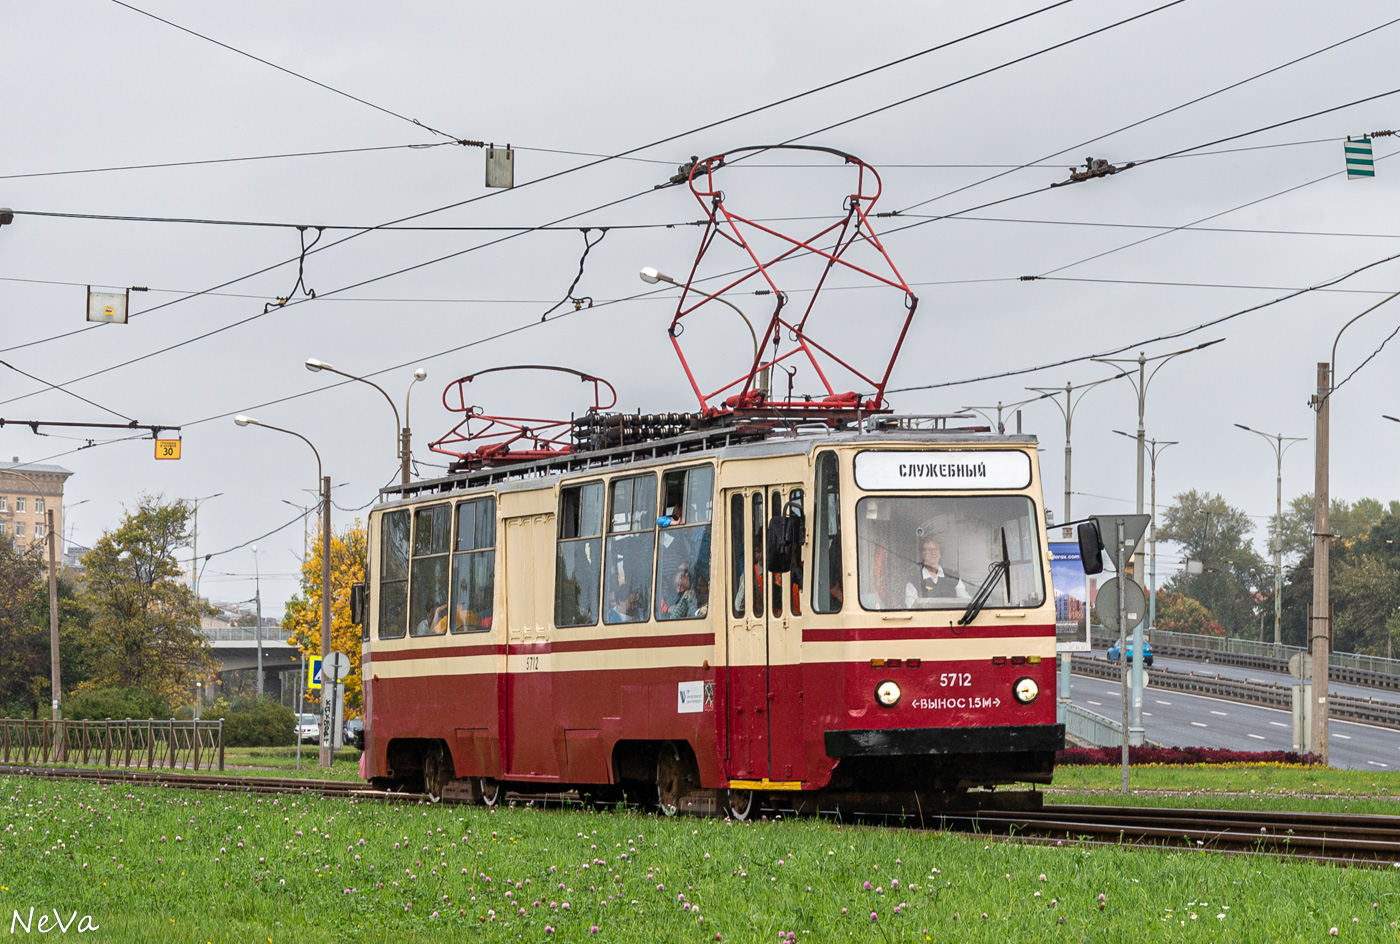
[{"x1": 4, "y1": 765, "x2": 1397, "y2": 865}]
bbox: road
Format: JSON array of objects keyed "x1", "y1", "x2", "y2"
[
  {"x1": 1069, "y1": 675, "x2": 1400, "y2": 770},
  {"x1": 1148, "y1": 654, "x2": 1396, "y2": 704}
]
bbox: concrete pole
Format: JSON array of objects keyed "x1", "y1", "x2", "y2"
[
  {"x1": 253, "y1": 547, "x2": 264, "y2": 698},
  {"x1": 319, "y1": 474, "x2": 334, "y2": 768},
  {"x1": 400, "y1": 427, "x2": 412, "y2": 485},
  {"x1": 1274, "y1": 440, "x2": 1284, "y2": 659},
  {"x1": 47, "y1": 509, "x2": 60, "y2": 721},
  {"x1": 1118, "y1": 519, "x2": 1129, "y2": 793},
  {"x1": 1309, "y1": 363, "x2": 1330, "y2": 764}
]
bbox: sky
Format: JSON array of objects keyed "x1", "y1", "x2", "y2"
[{"x1": 4, "y1": 0, "x2": 1400, "y2": 617}]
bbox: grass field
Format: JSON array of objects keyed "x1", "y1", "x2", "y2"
[{"x1": 1, "y1": 773, "x2": 1398, "y2": 943}]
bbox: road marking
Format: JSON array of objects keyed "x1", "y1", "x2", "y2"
[
  {"x1": 1247, "y1": 734, "x2": 1266, "y2": 740},
  {"x1": 1190, "y1": 721, "x2": 1209, "y2": 728},
  {"x1": 1367, "y1": 761, "x2": 1390, "y2": 768},
  {"x1": 1334, "y1": 734, "x2": 1352, "y2": 740},
  {"x1": 1087, "y1": 700, "x2": 1102, "y2": 706},
  {"x1": 1142, "y1": 711, "x2": 1153, "y2": 717},
  {"x1": 1269, "y1": 722, "x2": 1289, "y2": 728},
  {"x1": 1154, "y1": 700, "x2": 1172, "y2": 705},
  {"x1": 1210, "y1": 710, "x2": 1228, "y2": 716}
]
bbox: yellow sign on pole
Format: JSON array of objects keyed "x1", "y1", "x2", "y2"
[
  {"x1": 154, "y1": 439, "x2": 181, "y2": 460},
  {"x1": 307, "y1": 657, "x2": 322, "y2": 691}
]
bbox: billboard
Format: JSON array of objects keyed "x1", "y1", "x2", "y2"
[{"x1": 1049, "y1": 541, "x2": 1090, "y2": 652}]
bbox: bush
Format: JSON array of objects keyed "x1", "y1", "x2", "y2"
[
  {"x1": 1057, "y1": 746, "x2": 1321, "y2": 766},
  {"x1": 63, "y1": 685, "x2": 172, "y2": 721},
  {"x1": 205, "y1": 696, "x2": 295, "y2": 747}
]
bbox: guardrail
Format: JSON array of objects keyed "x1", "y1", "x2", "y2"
[
  {"x1": 200, "y1": 626, "x2": 295, "y2": 642},
  {"x1": 1065, "y1": 703, "x2": 1123, "y2": 747},
  {"x1": 1088, "y1": 628, "x2": 1400, "y2": 692},
  {"x1": 0, "y1": 719, "x2": 225, "y2": 771},
  {"x1": 1070, "y1": 656, "x2": 1400, "y2": 730}
]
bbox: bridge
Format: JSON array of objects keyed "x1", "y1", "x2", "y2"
[{"x1": 200, "y1": 627, "x2": 305, "y2": 700}]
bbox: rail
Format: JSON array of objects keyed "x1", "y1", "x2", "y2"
[
  {"x1": 1064, "y1": 703, "x2": 1122, "y2": 747},
  {"x1": 0, "y1": 719, "x2": 224, "y2": 771},
  {"x1": 199, "y1": 626, "x2": 295, "y2": 642}
]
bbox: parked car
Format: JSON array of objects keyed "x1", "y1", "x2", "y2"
[
  {"x1": 1106, "y1": 641, "x2": 1154, "y2": 667},
  {"x1": 296, "y1": 713, "x2": 320, "y2": 744},
  {"x1": 344, "y1": 718, "x2": 364, "y2": 751}
]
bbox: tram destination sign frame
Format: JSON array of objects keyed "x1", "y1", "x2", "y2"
[{"x1": 854, "y1": 449, "x2": 1032, "y2": 491}]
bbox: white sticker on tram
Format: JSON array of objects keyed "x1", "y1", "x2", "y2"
[
  {"x1": 677, "y1": 681, "x2": 704, "y2": 714},
  {"x1": 854, "y1": 449, "x2": 1032, "y2": 491}
]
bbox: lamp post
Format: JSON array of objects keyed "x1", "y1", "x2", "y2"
[
  {"x1": 250, "y1": 544, "x2": 264, "y2": 697},
  {"x1": 1027, "y1": 373, "x2": 1128, "y2": 536},
  {"x1": 641, "y1": 266, "x2": 766, "y2": 397},
  {"x1": 1025, "y1": 373, "x2": 1125, "y2": 719},
  {"x1": 235, "y1": 414, "x2": 333, "y2": 767},
  {"x1": 188, "y1": 492, "x2": 223, "y2": 599},
  {"x1": 1235, "y1": 424, "x2": 1306, "y2": 659},
  {"x1": 306, "y1": 359, "x2": 426, "y2": 485},
  {"x1": 1113, "y1": 430, "x2": 1176, "y2": 744},
  {"x1": 960, "y1": 395, "x2": 1041, "y2": 435},
  {"x1": 5, "y1": 465, "x2": 62, "y2": 721}
]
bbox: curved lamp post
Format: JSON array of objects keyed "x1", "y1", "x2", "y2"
[
  {"x1": 235, "y1": 414, "x2": 333, "y2": 767},
  {"x1": 306, "y1": 359, "x2": 426, "y2": 485},
  {"x1": 1235, "y1": 424, "x2": 1306, "y2": 659},
  {"x1": 641, "y1": 266, "x2": 766, "y2": 397}
]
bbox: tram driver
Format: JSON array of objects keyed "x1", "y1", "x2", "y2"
[{"x1": 904, "y1": 535, "x2": 968, "y2": 606}]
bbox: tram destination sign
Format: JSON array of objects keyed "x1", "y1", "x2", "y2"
[{"x1": 855, "y1": 450, "x2": 1032, "y2": 491}]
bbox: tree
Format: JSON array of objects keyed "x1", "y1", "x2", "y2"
[
  {"x1": 81, "y1": 496, "x2": 215, "y2": 702},
  {"x1": 1274, "y1": 494, "x2": 1384, "y2": 561},
  {"x1": 0, "y1": 538, "x2": 96, "y2": 717},
  {"x1": 283, "y1": 521, "x2": 367, "y2": 719},
  {"x1": 1157, "y1": 490, "x2": 1267, "y2": 637},
  {"x1": 1152, "y1": 591, "x2": 1226, "y2": 637}
]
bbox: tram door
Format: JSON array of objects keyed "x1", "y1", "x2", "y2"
[
  {"x1": 724, "y1": 485, "x2": 805, "y2": 783},
  {"x1": 502, "y1": 512, "x2": 558, "y2": 779}
]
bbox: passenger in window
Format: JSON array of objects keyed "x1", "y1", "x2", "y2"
[
  {"x1": 693, "y1": 571, "x2": 709, "y2": 617},
  {"x1": 904, "y1": 537, "x2": 968, "y2": 605},
  {"x1": 416, "y1": 600, "x2": 448, "y2": 635},
  {"x1": 607, "y1": 588, "x2": 643, "y2": 623},
  {"x1": 665, "y1": 563, "x2": 698, "y2": 619}
]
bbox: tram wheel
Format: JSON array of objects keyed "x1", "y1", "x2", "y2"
[
  {"x1": 725, "y1": 788, "x2": 756, "y2": 821},
  {"x1": 480, "y1": 777, "x2": 503, "y2": 807},
  {"x1": 422, "y1": 744, "x2": 451, "y2": 801}
]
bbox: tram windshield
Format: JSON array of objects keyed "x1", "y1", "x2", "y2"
[{"x1": 855, "y1": 495, "x2": 1045, "y2": 611}]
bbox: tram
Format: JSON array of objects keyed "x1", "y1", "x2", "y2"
[{"x1": 352, "y1": 146, "x2": 1069, "y2": 815}]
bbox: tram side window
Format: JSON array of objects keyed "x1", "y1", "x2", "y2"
[
  {"x1": 378, "y1": 509, "x2": 411, "y2": 639},
  {"x1": 604, "y1": 474, "x2": 657, "y2": 624},
  {"x1": 452, "y1": 497, "x2": 496, "y2": 633},
  {"x1": 556, "y1": 482, "x2": 604, "y2": 627},
  {"x1": 655, "y1": 466, "x2": 713, "y2": 621},
  {"x1": 730, "y1": 494, "x2": 745, "y2": 618},
  {"x1": 409, "y1": 503, "x2": 452, "y2": 636},
  {"x1": 813, "y1": 451, "x2": 844, "y2": 613}
]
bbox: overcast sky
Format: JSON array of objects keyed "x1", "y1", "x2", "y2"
[{"x1": 5, "y1": 0, "x2": 1400, "y2": 616}]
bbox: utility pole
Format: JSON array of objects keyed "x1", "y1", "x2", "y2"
[
  {"x1": 47, "y1": 509, "x2": 60, "y2": 721},
  {"x1": 319, "y1": 474, "x2": 333, "y2": 768},
  {"x1": 1309, "y1": 363, "x2": 1331, "y2": 763},
  {"x1": 252, "y1": 545, "x2": 264, "y2": 697}
]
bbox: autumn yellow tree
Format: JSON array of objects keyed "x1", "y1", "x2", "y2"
[{"x1": 282, "y1": 520, "x2": 367, "y2": 719}]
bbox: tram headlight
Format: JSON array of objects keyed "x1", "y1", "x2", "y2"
[
  {"x1": 875, "y1": 680, "x2": 901, "y2": 707},
  {"x1": 1013, "y1": 677, "x2": 1039, "y2": 704}
]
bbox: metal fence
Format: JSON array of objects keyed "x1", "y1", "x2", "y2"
[
  {"x1": 1065, "y1": 703, "x2": 1122, "y2": 747},
  {"x1": 0, "y1": 719, "x2": 224, "y2": 771},
  {"x1": 200, "y1": 626, "x2": 295, "y2": 642},
  {"x1": 1089, "y1": 627, "x2": 1400, "y2": 685}
]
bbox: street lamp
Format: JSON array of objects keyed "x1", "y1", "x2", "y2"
[
  {"x1": 306, "y1": 359, "x2": 426, "y2": 485},
  {"x1": 1235, "y1": 424, "x2": 1306, "y2": 659},
  {"x1": 1092, "y1": 340, "x2": 1224, "y2": 582},
  {"x1": 5, "y1": 465, "x2": 62, "y2": 722},
  {"x1": 641, "y1": 266, "x2": 766, "y2": 397},
  {"x1": 1113, "y1": 429, "x2": 1177, "y2": 744},
  {"x1": 960, "y1": 395, "x2": 1042, "y2": 435},
  {"x1": 251, "y1": 544, "x2": 264, "y2": 697},
  {"x1": 1027, "y1": 372, "x2": 1129, "y2": 535},
  {"x1": 188, "y1": 492, "x2": 223, "y2": 599},
  {"x1": 235, "y1": 414, "x2": 333, "y2": 767}
]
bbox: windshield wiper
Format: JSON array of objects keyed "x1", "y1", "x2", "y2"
[{"x1": 958, "y1": 529, "x2": 1013, "y2": 627}]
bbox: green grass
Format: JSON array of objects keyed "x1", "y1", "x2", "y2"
[
  {"x1": 2, "y1": 777, "x2": 1398, "y2": 943},
  {"x1": 220, "y1": 746, "x2": 364, "y2": 780}
]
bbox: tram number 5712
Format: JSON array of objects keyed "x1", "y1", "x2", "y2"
[
  {"x1": 524, "y1": 656, "x2": 541, "y2": 671},
  {"x1": 938, "y1": 672, "x2": 972, "y2": 687}
]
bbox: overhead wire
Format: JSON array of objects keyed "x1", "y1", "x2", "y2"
[
  {"x1": 0, "y1": 0, "x2": 1088, "y2": 366},
  {"x1": 0, "y1": 142, "x2": 460, "y2": 180}
]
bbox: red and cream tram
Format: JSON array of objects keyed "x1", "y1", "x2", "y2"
[
  {"x1": 355, "y1": 146, "x2": 1069, "y2": 814},
  {"x1": 357, "y1": 422, "x2": 1063, "y2": 815}
]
